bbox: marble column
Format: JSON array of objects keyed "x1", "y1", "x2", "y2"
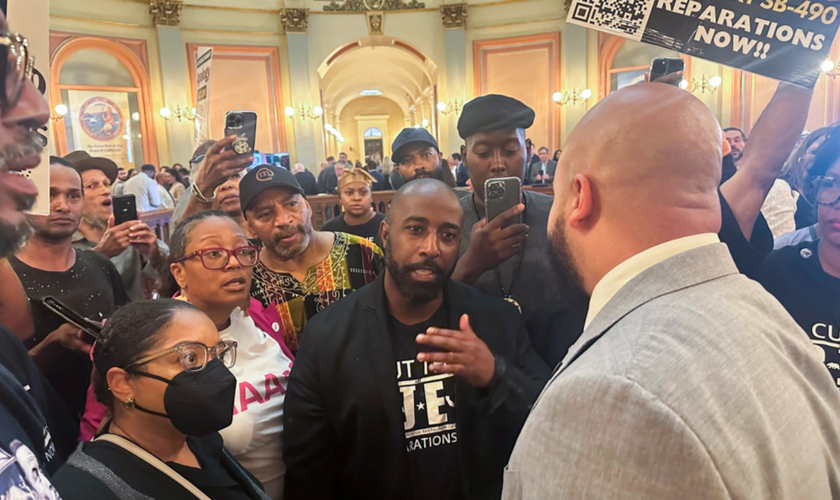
[{"x1": 155, "y1": 26, "x2": 194, "y2": 165}]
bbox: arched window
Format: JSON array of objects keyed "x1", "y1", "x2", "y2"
[
  {"x1": 364, "y1": 127, "x2": 383, "y2": 138},
  {"x1": 50, "y1": 36, "x2": 158, "y2": 168}
]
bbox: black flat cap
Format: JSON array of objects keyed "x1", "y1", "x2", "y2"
[
  {"x1": 391, "y1": 128, "x2": 439, "y2": 164},
  {"x1": 240, "y1": 164, "x2": 305, "y2": 215},
  {"x1": 457, "y1": 94, "x2": 535, "y2": 140}
]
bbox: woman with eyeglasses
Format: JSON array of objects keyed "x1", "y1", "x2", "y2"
[
  {"x1": 755, "y1": 125, "x2": 840, "y2": 387},
  {"x1": 78, "y1": 211, "x2": 293, "y2": 499},
  {"x1": 52, "y1": 299, "x2": 269, "y2": 499}
]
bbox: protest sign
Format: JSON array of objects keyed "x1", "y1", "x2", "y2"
[
  {"x1": 567, "y1": 0, "x2": 840, "y2": 87},
  {"x1": 7, "y1": 0, "x2": 50, "y2": 215},
  {"x1": 195, "y1": 47, "x2": 213, "y2": 145}
]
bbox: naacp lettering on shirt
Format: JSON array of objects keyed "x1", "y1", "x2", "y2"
[
  {"x1": 233, "y1": 366, "x2": 293, "y2": 415},
  {"x1": 397, "y1": 359, "x2": 458, "y2": 452},
  {"x1": 756, "y1": 241, "x2": 840, "y2": 388}
]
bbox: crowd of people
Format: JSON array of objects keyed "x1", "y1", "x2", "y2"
[{"x1": 3, "y1": 10, "x2": 840, "y2": 500}]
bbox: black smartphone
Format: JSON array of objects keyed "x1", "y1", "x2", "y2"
[
  {"x1": 649, "y1": 57, "x2": 685, "y2": 84},
  {"x1": 224, "y1": 111, "x2": 257, "y2": 155},
  {"x1": 112, "y1": 194, "x2": 138, "y2": 226},
  {"x1": 485, "y1": 177, "x2": 522, "y2": 228},
  {"x1": 40, "y1": 296, "x2": 102, "y2": 341}
]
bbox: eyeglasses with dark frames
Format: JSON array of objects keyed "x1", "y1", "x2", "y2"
[
  {"x1": 173, "y1": 246, "x2": 261, "y2": 270},
  {"x1": 125, "y1": 340, "x2": 238, "y2": 373},
  {"x1": 0, "y1": 33, "x2": 35, "y2": 111},
  {"x1": 808, "y1": 176, "x2": 840, "y2": 206}
]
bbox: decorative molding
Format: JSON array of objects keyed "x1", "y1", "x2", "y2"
[
  {"x1": 441, "y1": 3, "x2": 467, "y2": 29},
  {"x1": 280, "y1": 8, "x2": 309, "y2": 33},
  {"x1": 323, "y1": 0, "x2": 425, "y2": 12},
  {"x1": 149, "y1": 0, "x2": 183, "y2": 26},
  {"x1": 366, "y1": 11, "x2": 384, "y2": 35}
]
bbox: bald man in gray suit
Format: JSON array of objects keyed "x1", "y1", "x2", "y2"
[{"x1": 502, "y1": 83, "x2": 840, "y2": 499}]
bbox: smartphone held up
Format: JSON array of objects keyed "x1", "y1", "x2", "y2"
[{"x1": 225, "y1": 111, "x2": 257, "y2": 155}]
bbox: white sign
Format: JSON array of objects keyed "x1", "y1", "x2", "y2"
[
  {"x1": 194, "y1": 47, "x2": 213, "y2": 146},
  {"x1": 7, "y1": 0, "x2": 50, "y2": 215}
]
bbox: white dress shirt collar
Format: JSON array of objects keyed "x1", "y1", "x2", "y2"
[{"x1": 584, "y1": 233, "x2": 720, "y2": 328}]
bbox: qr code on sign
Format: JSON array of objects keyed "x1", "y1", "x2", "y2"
[{"x1": 569, "y1": 0, "x2": 652, "y2": 40}]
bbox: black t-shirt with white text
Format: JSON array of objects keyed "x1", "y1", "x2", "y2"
[
  {"x1": 9, "y1": 250, "x2": 130, "y2": 420},
  {"x1": 756, "y1": 240, "x2": 840, "y2": 387},
  {"x1": 388, "y1": 304, "x2": 464, "y2": 500}
]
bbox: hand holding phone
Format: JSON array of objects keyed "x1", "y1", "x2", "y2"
[
  {"x1": 40, "y1": 296, "x2": 102, "y2": 341},
  {"x1": 193, "y1": 136, "x2": 254, "y2": 201}
]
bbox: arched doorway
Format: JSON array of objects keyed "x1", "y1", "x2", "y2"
[
  {"x1": 317, "y1": 36, "x2": 438, "y2": 162},
  {"x1": 49, "y1": 35, "x2": 159, "y2": 168},
  {"x1": 363, "y1": 127, "x2": 384, "y2": 158}
]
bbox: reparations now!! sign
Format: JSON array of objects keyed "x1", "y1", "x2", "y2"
[{"x1": 567, "y1": 0, "x2": 840, "y2": 88}]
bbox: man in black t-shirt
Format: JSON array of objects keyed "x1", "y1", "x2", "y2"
[
  {"x1": 284, "y1": 179, "x2": 548, "y2": 500},
  {"x1": 10, "y1": 159, "x2": 129, "y2": 421},
  {"x1": 0, "y1": 11, "x2": 77, "y2": 494},
  {"x1": 756, "y1": 129, "x2": 840, "y2": 387}
]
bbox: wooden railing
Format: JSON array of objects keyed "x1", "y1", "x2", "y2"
[
  {"x1": 137, "y1": 185, "x2": 555, "y2": 239},
  {"x1": 140, "y1": 209, "x2": 175, "y2": 246},
  {"x1": 308, "y1": 185, "x2": 553, "y2": 229}
]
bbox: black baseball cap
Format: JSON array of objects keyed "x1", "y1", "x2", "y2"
[
  {"x1": 240, "y1": 164, "x2": 305, "y2": 215},
  {"x1": 391, "y1": 128, "x2": 439, "y2": 164}
]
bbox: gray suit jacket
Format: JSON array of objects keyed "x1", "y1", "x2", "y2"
[
  {"x1": 503, "y1": 243, "x2": 840, "y2": 499},
  {"x1": 528, "y1": 160, "x2": 556, "y2": 184}
]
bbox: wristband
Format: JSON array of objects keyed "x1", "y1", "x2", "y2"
[{"x1": 190, "y1": 181, "x2": 216, "y2": 203}]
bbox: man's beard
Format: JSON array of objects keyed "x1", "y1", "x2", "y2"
[
  {"x1": 405, "y1": 167, "x2": 444, "y2": 184},
  {"x1": 0, "y1": 218, "x2": 30, "y2": 259},
  {"x1": 266, "y1": 224, "x2": 312, "y2": 259},
  {"x1": 82, "y1": 213, "x2": 109, "y2": 231},
  {"x1": 0, "y1": 130, "x2": 43, "y2": 258},
  {"x1": 548, "y1": 214, "x2": 588, "y2": 305},
  {"x1": 384, "y1": 237, "x2": 451, "y2": 304}
]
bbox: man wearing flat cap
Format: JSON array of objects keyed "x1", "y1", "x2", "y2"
[
  {"x1": 452, "y1": 95, "x2": 568, "y2": 322},
  {"x1": 65, "y1": 150, "x2": 168, "y2": 301},
  {"x1": 390, "y1": 128, "x2": 447, "y2": 184}
]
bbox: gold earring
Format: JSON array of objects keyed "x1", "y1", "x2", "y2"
[{"x1": 124, "y1": 397, "x2": 135, "y2": 408}]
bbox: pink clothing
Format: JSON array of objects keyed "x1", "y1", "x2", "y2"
[{"x1": 79, "y1": 298, "x2": 292, "y2": 442}]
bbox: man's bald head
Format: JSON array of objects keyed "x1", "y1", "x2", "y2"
[
  {"x1": 561, "y1": 83, "x2": 722, "y2": 206},
  {"x1": 549, "y1": 83, "x2": 723, "y2": 294},
  {"x1": 385, "y1": 178, "x2": 463, "y2": 227}
]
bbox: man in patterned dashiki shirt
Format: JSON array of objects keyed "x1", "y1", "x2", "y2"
[{"x1": 240, "y1": 164, "x2": 383, "y2": 352}]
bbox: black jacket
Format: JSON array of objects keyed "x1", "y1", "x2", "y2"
[
  {"x1": 283, "y1": 274, "x2": 549, "y2": 500},
  {"x1": 295, "y1": 170, "x2": 319, "y2": 196}
]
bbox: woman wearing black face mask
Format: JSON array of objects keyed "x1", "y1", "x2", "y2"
[{"x1": 52, "y1": 300, "x2": 270, "y2": 500}]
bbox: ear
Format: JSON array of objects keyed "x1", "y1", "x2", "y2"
[
  {"x1": 380, "y1": 220, "x2": 390, "y2": 246},
  {"x1": 170, "y1": 262, "x2": 187, "y2": 291},
  {"x1": 107, "y1": 367, "x2": 134, "y2": 406},
  {"x1": 568, "y1": 173, "x2": 594, "y2": 230},
  {"x1": 460, "y1": 144, "x2": 467, "y2": 160}
]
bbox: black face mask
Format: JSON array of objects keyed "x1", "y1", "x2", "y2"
[{"x1": 127, "y1": 358, "x2": 237, "y2": 436}]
